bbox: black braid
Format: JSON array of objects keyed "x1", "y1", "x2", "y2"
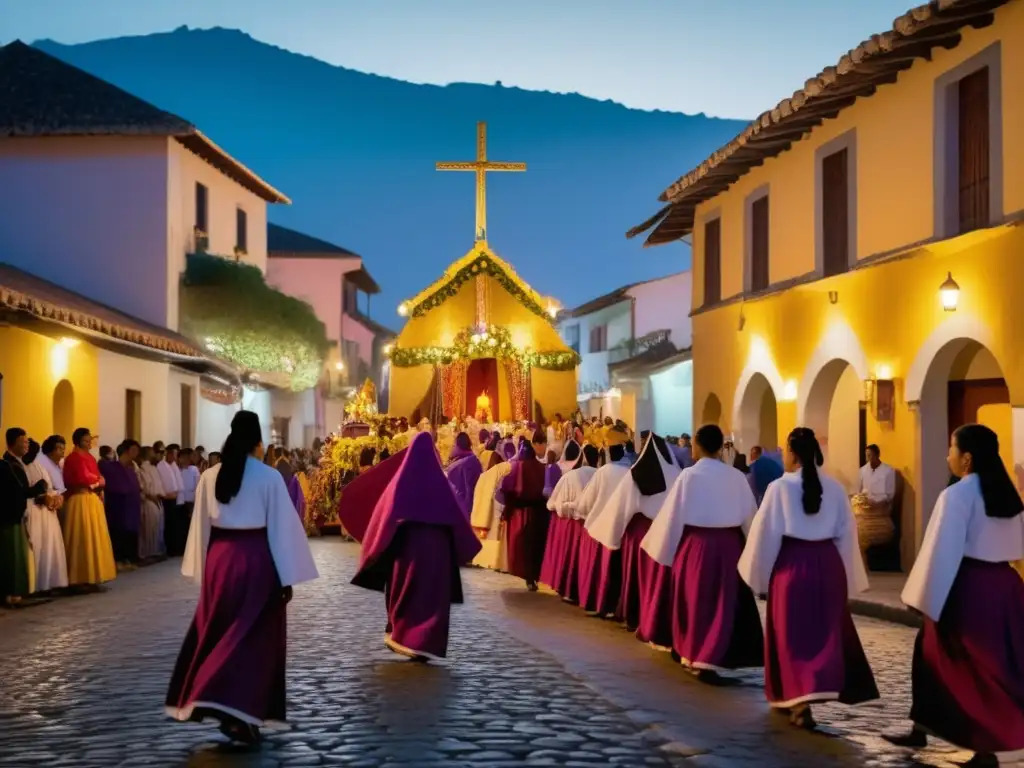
[{"x1": 788, "y1": 427, "x2": 824, "y2": 515}]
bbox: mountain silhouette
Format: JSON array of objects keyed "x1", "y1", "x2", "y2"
[{"x1": 33, "y1": 27, "x2": 745, "y2": 321}]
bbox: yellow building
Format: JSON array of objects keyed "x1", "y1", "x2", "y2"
[
  {"x1": 0, "y1": 263, "x2": 236, "y2": 444},
  {"x1": 629, "y1": 0, "x2": 1023, "y2": 569},
  {"x1": 388, "y1": 244, "x2": 578, "y2": 423}
]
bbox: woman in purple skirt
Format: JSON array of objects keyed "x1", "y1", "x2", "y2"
[
  {"x1": 166, "y1": 411, "x2": 318, "y2": 744},
  {"x1": 544, "y1": 443, "x2": 599, "y2": 603},
  {"x1": 885, "y1": 424, "x2": 1024, "y2": 764},
  {"x1": 574, "y1": 443, "x2": 633, "y2": 616},
  {"x1": 642, "y1": 424, "x2": 763, "y2": 680},
  {"x1": 586, "y1": 433, "x2": 680, "y2": 636},
  {"x1": 738, "y1": 427, "x2": 878, "y2": 729}
]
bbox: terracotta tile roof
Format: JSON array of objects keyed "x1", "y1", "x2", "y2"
[
  {"x1": 0, "y1": 262, "x2": 205, "y2": 358},
  {"x1": 627, "y1": 0, "x2": 1011, "y2": 246},
  {"x1": 267, "y1": 223, "x2": 380, "y2": 294},
  {"x1": 0, "y1": 41, "x2": 290, "y2": 204}
]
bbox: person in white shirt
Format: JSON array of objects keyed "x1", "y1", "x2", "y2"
[
  {"x1": 138, "y1": 446, "x2": 167, "y2": 559},
  {"x1": 641, "y1": 424, "x2": 763, "y2": 679},
  {"x1": 738, "y1": 427, "x2": 879, "y2": 730},
  {"x1": 178, "y1": 448, "x2": 201, "y2": 547},
  {"x1": 574, "y1": 443, "x2": 632, "y2": 617},
  {"x1": 156, "y1": 443, "x2": 185, "y2": 556},
  {"x1": 858, "y1": 444, "x2": 895, "y2": 505},
  {"x1": 167, "y1": 410, "x2": 317, "y2": 745},
  {"x1": 884, "y1": 424, "x2": 1024, "y2": 763}
]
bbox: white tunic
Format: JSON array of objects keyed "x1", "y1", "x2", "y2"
[
  {"x1": 641, "y1": 458, "x2": 758, "y2": 567},
  {"x1": 159, "y1": 460, "x2": 183, "y2": 502},
  {"x1": 858, "y1": 462, "x2": 895, "y2": 504},
  {"x1": 902, "y1": 473, "x2": 1024, "y2": 622},
  {"x1": 37, "y1": 454, "x2": 65, "y2": 494},
  {"x1": 575, "y1": 461, "x2": 631, "y2": 528},
  {"x1": 24, "y1": 460, "x2": 69, "y2": 591},
  {"x1": 737, "y1": 470, "x2": 869, "y2": 598},
  {"x1": 547, "y1": 466, "x2": 598, "y2": 519},
  {"x1": 586, "y1": 442, "x2": 681, "y2": 551},
  {"x1": 182, "y1": 457, "x2": 318, "y2": 587}
]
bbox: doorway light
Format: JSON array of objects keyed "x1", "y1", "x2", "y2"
[{"x1": 939, "y1": 272, "x2": 960, "y2": 312}]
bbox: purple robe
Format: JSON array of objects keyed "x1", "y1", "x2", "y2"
[
  {"x1": 445, "y1": 447, "x2": 483, "y2": 519},
  {"x1": 497, "y1": 444, "x2": 549, "y2": 584},
  {"x1": 99, "y1": 460, "x2": 141, "y2": 534},
  {"x1": 538, "y1": 463, "x2": 564, "y2": 589},
  {"x1": 287, "y1": 475, "x2": 305, "y2": 523},
  {"x1": 349, "y1": 433, "x2": 481, "y2": 660}
]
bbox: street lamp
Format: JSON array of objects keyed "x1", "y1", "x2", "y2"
[{"x1": 939, "y1": 272, "x2": 960, "y2": 312}]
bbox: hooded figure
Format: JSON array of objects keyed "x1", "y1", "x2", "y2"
[
  {"x1": 446, "y1": 432, "x2": 484, "y2": 519},
  {"x1": 496, "y1": 438, "x2": 549, "y2": 591},
  {"x1": 543, "y1": 443, "x2": 600, "y2": 604},
  {"x1": 586, "y1": 433, "x2": 680, "y2": 638},
  {"x1": 344, "y1": 432, "x2": 481, "y2": 661}
]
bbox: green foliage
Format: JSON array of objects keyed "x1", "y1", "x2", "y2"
[
  {"x1": 391, "y1": 325, "x2": 579, "y2": 371},
  {"x1": 180, "y1": 254, "x2": 330, "y2": 390}
]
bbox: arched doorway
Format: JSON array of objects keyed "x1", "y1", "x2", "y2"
[
  {"x1": 736, "y1": 373, "x2": 778, "y2": 453},
  {"x1": 700, "y1": 393, "x2": 722, "y2": 426},
  {"x1": 802, "y1": 359, "x2": 864, "y2": 491},
  {"x1": 52, "y1": 379, "x2": 75, "y2": 440},
  {"x1": 918, "y1": 338, "x2": 1010, "y2": 530}
]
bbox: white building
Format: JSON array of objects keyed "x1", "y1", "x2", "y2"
[
  {"x1": 0, "y1": 41, "x2": 290, "y2": 449},
  {"x1": 265, "y1": 223, "x2": 393, "y2": 447},
  {"x1": 558, "y1": 271, "x2": 693, "y2": 435}
]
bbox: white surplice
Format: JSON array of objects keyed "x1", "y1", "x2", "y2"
[
  {"x1": 641, "y1": 458, "x2": 758, "y2": 567},
  {"x1": 182, "y1": 457, "x2": 318, "y2": 587},
  {"x1": 586, "y1": 440, "x2": 681, "y2": 551},
  {"x1": 547, "y1": 466, "x2": 598, "y2": 519},
  {"x1": 24, "y1": 460, "x2": 69, "y2": 591},
  {"x1": 737, "y1": 470, "x2": 869, "y2": 598},
  {"x1": 575, "y1": 460, "x2": 632, "y2": 527},
  {"x1": 902, "y1": 473, "x2": 1024, "y2": 622}
]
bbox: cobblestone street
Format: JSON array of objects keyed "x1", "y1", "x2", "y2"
[{"x1": 0, "y1": 540, "x2": 982, "y2": 767}]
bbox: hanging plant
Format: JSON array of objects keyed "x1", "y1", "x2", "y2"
[{"x1": 181, "y1": 254, "x2": 330, "y2": 391}]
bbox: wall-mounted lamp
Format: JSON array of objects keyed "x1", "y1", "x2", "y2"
[
  {"x1": 862, "y1": 376, "x2": 876, "y2": 405},
  {"x1": 939, "y1": 272, "x2": 960, "y2": 312},
  {"x1": 828, "y1": 290, "x2": 839, "y2": 305},
  {"x1": 397, "y1": 302, "x2": 409, "y2": 317},
  {"x1": 781, "y1": 380, "x2": 798, "y2": 402}
]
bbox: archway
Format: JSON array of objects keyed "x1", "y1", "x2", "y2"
[
  {"x1": 917, "y1": 338, "x2": 1010, "y2": 533},
  {"x1": 802, "y1": 358, "x2": 864, "y2": 492},
  {"x1": 735, "y1": 373, "x2": 778, "y2": 453},
  {"x1": 52, "y1": 379, "x2": 75, "y2": 440},
  {"x1": 701, "y1": 393, "x2": 722, "y2": 426}
]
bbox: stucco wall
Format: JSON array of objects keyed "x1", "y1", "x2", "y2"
[
  {"x1": 95, "y1": 350, "x2": 172, "y2": 447},
  {"x1": 628, "y1": 271, "x2": 692, "y2": 349},
  {"x1": 0, "y1": 136, "x2": 170, "y2": 327},
  {"x1": 196, "y1": 397, "x2": 241, "y2": 454}
]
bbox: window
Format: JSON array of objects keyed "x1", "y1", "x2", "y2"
[
  {"x1": 235, "y1": 208, "x2": 248, "y2": 254},
  {"x1": 194, "y1": 183, "x2": 208, "y2": 234},
  {"x1": 342, "y1": 280, "x2": 358, "y2": 314},
  {"x1": 564, "y1": 324, "x2": 580, "y2": 354},
  {"x1": 821, "y1": 148, "x2": 850, "y2": 277},
  {"x1": 750, "y1": 195, "x2": 770, "y2": 292},
  {"x1": 957, "y1": 66, "x2": 990, "y2": 234},
  {"x1": 703, "y1": 218, "x2": 721, "y2": 305},
  {"x1": 125, "y1": 389, "x2": 142, "y2": 441},
  {"x1": 589, "y1": 324, "x2": 608, "y2": 353}
]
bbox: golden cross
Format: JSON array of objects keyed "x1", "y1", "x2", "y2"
[{"x1": 436, "y1": 121, "x2": 526, "y2": 242}]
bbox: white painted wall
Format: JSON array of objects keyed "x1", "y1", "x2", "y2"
[
  {"x1": 241, "y1": 388, "x2": 273, "y2": 446},
  {"x1": 196, "y1": 397, "x2": 241, "y2": 453},
  {"x1": 271, "y1": 389, "x2": 316, "y2": 449},
  {"x1": 651, "y1": 360, "x2": 694, "y2": 437},
  {"x1": 627, "y1": 271, "x2": 692, "y2": 349},
  {"x1": 165, "y1": 369, "x2": 200, "y2": 447},
  {"x1": 166, "y1": 140, "x2": 269, "y2": 330},
  {"x1": 95, "y1": 350, "x2": 172, "y2": 446},
  {"x1": 825, "y1": 363, "x2": 863, "y2": 493},
  {"x1": 561, "y1": 302, "x2": 631, "y2": 393},
  {"x1": 0, "y1": 136, "x2": 170, "y2": 327}
]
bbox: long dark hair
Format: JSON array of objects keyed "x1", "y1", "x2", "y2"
[
  {"x1": 215, "y1": 411, "x2": 262, "y2": 504},
  {"x1": 788, "y1": 427, "x2": 824, "y2": 515},
  {"x1": 954, "y1": 424, "x2": 1023, "y2": 519}
]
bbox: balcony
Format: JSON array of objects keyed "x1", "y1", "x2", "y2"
[{"x1": 607, "y1": 329, "x2": 672, "y2": 365}]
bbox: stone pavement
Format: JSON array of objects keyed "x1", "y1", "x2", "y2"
[{"x1": 0, "y1": 540, "x2": 987, "y2": 767}]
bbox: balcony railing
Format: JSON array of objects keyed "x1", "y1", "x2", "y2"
[{"x1": 607, "y1": 329, "x2": 672, "y2": 364}]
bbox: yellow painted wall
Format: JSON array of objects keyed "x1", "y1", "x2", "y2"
[
  {"x1": 388, "y1": 364, "x2": 435, "y2": 421},
  {"x1": 691, "y1": 2, "x2": 1024, "y2": 307},
  {"x1": 531, "y1": 368, "x2": 577, "y2": 423},
  {"x1": 0, "y1": 327, "x2": 99, "y2": 441}
]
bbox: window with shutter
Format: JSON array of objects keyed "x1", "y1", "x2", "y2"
[
  {"x1": 821, "y1": 148, "x2": 849, "y2": 277},
  {"x1": 195, "y1": 183, "x2": 208, "y2": 233},
  {"x1": 957, "y1": 67, "x2": 990, "y2": 234},
  {"x1": 235, "y1": 208, "x2": 248, "y2": 253},
  {"x1": 589, "y1": 325, "x2": 608, "y2": 353},
  {"x1": 750, "y1": 196, "x2": 770, "y2": 292},
  {"x1": 703, "y1": 218, "x2": 721, "y2": 306}
]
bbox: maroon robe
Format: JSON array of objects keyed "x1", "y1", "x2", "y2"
[{"x1": 497, "y1": 446, "x2": 549, "y2": 584}]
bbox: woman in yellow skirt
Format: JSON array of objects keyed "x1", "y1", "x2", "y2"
[{"x1": 61, "y1": 428, "x2": 116, "y2": 591}]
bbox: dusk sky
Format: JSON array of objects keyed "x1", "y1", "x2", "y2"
[{"x1": 8, "y1": 0, "x2": 915, "y2": 118}]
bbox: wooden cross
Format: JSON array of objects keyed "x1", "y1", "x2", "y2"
[{"x1": 436, "y1": 121, "x2": 526, "y2": 242}]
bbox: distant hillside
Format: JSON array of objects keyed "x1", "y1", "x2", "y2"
[{"x1": 34, "y1": 27, "x2": 745, "y2": 319}]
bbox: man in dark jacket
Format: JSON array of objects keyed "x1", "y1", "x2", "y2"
[{"x1": 2, "y1": 428, "x2": 47, "y2": 605}]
